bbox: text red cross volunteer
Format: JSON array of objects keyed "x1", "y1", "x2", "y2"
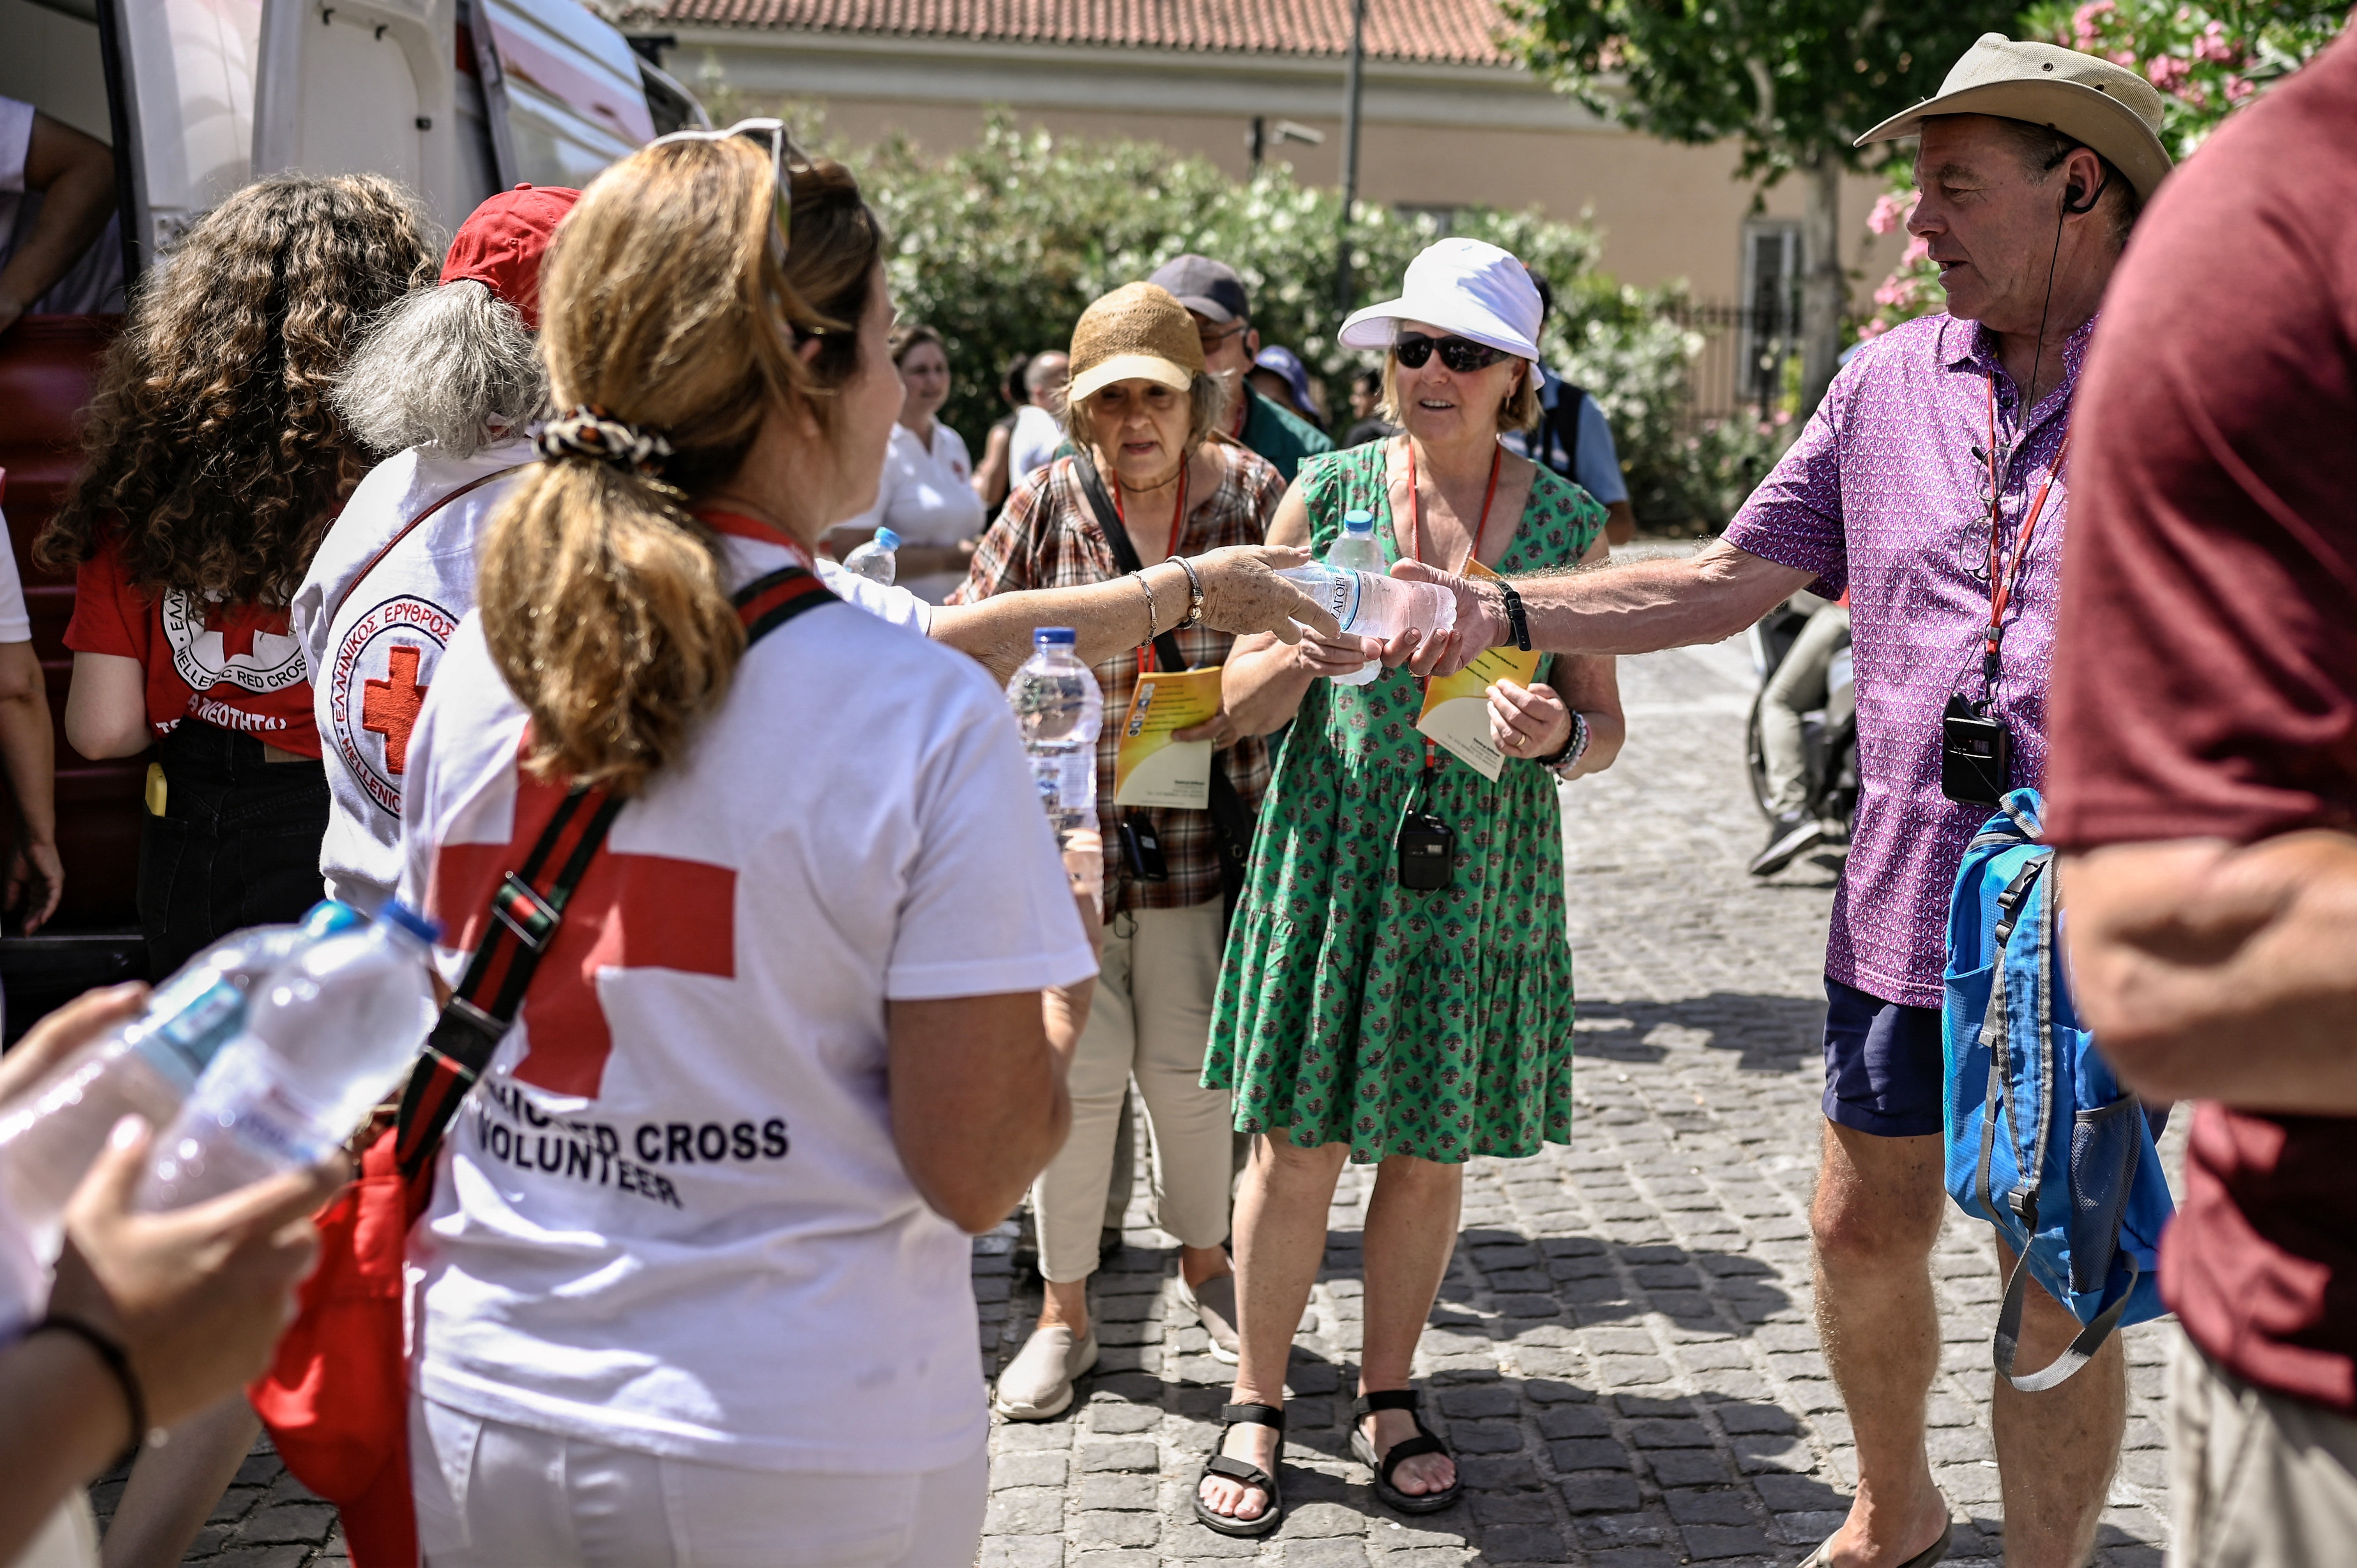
[
  {"x1": 430, "y1": 768, "x2": 735, "y2": 1097},
  {"x1": 362, "y1": 645, "x2": 429, "y2": 775}
]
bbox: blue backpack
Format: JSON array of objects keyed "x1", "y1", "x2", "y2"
[{"x1": 1942, "y1": 788, "x2": 2172, "y2": 1390}]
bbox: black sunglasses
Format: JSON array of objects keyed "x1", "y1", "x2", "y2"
[{"x1": 1391, "y1": 332, "x2": 1512, "y2": 373}]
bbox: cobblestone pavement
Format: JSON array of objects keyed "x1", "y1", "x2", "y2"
[
  {"x1": 111, "y1": 547, "x2": 2178, "y2": 1566},
  {"x1": 975, "y1": 596, "x2": 2179, "y2": 1567}
]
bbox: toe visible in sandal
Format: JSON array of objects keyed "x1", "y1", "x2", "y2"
[
  {"x1": 1193, "y1": 1401, "x2": 1286, "y2": 1538},
  {"x1": 1350, "y1": 1388, "x2": 1463, "y2": 1515}
]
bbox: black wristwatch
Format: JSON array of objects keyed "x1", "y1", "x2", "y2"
[{"x1": 1496, "y1": 582, "x2": 1531, "y2": 652}]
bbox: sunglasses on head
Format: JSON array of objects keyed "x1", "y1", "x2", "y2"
[
  {"x1": 648, "y1": 117, "x2": 813, "y2": 252},
  {"x1": 1392, "y1": 332, "x2": 1512, "y2": 373}
]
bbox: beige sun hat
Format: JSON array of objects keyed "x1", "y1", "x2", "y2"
[
  {"x1": 1856, "y1": 34, "x2": 2173, "y2": 203},
  {"x1": 1066, "y1": 282, "x2": 1206, "y2": 404}
]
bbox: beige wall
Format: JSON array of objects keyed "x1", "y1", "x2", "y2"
[{"x1": 765, "y1": 95, "x2": 1906, "y2": 308}]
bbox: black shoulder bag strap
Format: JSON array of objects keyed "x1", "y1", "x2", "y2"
[
  {"x1": 1071, "y1": 454, "x2": 1253, "y2": 932},
  {"x1": 1545, "y1": 381, "x2": 1587, "y2": 482},
  {"x1": 392, "y1": 563, "x2": 838, "y2": 1179}
]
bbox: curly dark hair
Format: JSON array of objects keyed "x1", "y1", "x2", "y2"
[{"x1": 38, "y1": 173, "x2": 437, "y2": 603}]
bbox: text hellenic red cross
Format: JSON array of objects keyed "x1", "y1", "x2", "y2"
[
  {"x1": 362, "y1": 645, "x2": 429, "y2": 775},
  {"x1": 429, "y1": 768, "x2": 735, "y2": 1097}
]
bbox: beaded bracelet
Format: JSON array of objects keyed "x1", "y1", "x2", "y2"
[
  {"x1": 1172, "y1": 555, "x2": 1206, "y2": 628},
  {"x1": 1534, "y1": 711, "x2": 1591, "y2": 777}
]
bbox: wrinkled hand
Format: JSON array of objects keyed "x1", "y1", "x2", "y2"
[
  {"x1": 1487, "y1": 680, "x2": 1572, "y2": 763},
  {"x1": 9, "y1": 839, "x2": 62, "y2": 933},
  {"x1": 0, "y1": 982, "x2": 146, "y2": 1111},
  {"x1": 1283, "y1": 629, "x2": 1379, "y2": 682},
  {"x1": 51, "y1": 1118, "x2": 347, "y2": 1432},
  {"x1": 1191, "y1": 546, "x2": 1339, "y2": 644},
  {"x1": 1388, "y1": 560, "x2": 1505, "y2": 678}
]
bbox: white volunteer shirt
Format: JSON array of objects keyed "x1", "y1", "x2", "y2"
[
  {"x1": 396, "y1": 525, "x2": 1094, "y2": 1474},
  {"x1": 292, "y1": 440, "x2": 533, "y2": 914},
  {"x1": 840, "y1": 420, "x2": 986, "y2": 605},
  {"x1": 1008, "y1": 403, "x2": 1063, "y2": 486}
]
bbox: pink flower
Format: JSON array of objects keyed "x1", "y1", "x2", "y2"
[
  {"x1": 1866, "y1": 191, "x2": 1918, "y2": 235},
  {"x1": 2071, "y1": 0, "x2": 2115, "y2": 51},
  {"x1": 2111, "y1": 49, "x2": 2138, "y2": 66},
  {"x1": 1900, "y1": 234, "x2": 1930, "y2": 266},
  {"x1": 2226, "y1": 74, "x2": 2256, "y2": 103},
  {"x1": 1873, "y1": 277, "x2": 1908, "y2": 307},
  {"x1": 1774, "y1": 408, "x2": 1793, "y2": 426},
  {"x1": 2147, "y1": 54, "x2": 2190, "y2": 91},
  {"x1": 2193, "y1": 21, "x2": 2240, "y2": 64},
  {"x1": 1857, "y1": 320, "x2": 1889, "y2": 341}
]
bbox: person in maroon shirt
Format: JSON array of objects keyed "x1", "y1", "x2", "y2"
[{"x1": 2047, "y1": 32, "x2": 2357, "y2": 1564}]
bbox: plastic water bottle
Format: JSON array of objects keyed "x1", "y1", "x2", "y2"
[
  {"x1": 1275, "y1": 562, "x2": 1458, "y2": 644},
  {"x1": 0, "y1": 901, "x2": 364, "y2": 1259},
  {"x1": 841, "y1": 526, "x2": 900, "y2": 586},
  {"x1": 1005, "y1": 628, "x2": 1103, "y2": 849},
  {"x1": 136, "y1": 904, "x2": 442, "y2": 1211},
  {"x1": 1323, "y1": 510, "x2": 1387, "y2": 686}
]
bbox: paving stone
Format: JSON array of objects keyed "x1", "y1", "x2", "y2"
[
  {"x1": 1478, "y1": 1523, "x2": 1567, "y2": 1560},
  {"x1": 1665, "y1": 1489, "x2": 1754, "y2": 1526},
  {"x1": 1560, "y1": 1473, "x2": 1644, "y2": 1515},
  {"x1": 1682, "y1": 1523, "x2": 1779, "y2": 1559},
  {"x1": 982, "y1": 1539, "x2": 1066, "y2": 1568},
  {"x1": 986, "y1": 1487, "x2": 1066, "y2": 1536},
  {"x1": 1077, "y1": 1513, "x2": 1163, "y2": 1549},
  {"x1": 1548, "y1": 1438, "x2": 1632, "y2": 1472}
]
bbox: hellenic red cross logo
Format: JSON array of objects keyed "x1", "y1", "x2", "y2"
[
  {"x1": 362, "y1": 645, "x2": 429, "y2": 775},
  {"x1": 204, "y1": 600, "x2": 260, "y2": 660},
  {"x1": 429, "y1": 769, "x2": 735, "y2": 1097}
]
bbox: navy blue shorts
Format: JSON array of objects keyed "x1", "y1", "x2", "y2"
[{"x1": 1821, "y1": 977, "x2": 1945, "y2": 1139}]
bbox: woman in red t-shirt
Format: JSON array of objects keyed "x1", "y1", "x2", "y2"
[{"x1": 37, "y1": 173, "x2": 433, "y2": 984}]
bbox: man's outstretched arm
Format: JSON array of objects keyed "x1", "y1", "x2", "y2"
[
  {"x1": 2064, "y1": 832, "x2": 2357, "y2": 1112},
  {"x1": 1394, "y1": 539, "x2": 1815, "y2": 675}
]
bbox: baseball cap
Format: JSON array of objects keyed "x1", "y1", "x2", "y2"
[
  {"x1": 1253, "y1": 345, "x2": 1317, "y2": 416},
  {"x1": 1338, "y1": 238, "x2": 1543, "y2": 362},
  {"x1": 438, "y1": 183, "x2": 581, "y2": 330},
  {"x1": 1148, "y1": 254, "x2": 1251, "y2": 325}
]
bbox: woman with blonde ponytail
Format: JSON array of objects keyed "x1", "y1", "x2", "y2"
[{"x1": 392, "y1": 133, "x2": 1096, "y2": 1566}]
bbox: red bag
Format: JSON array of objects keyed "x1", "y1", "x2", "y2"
[
  {"x1": 249, "y1": 1132, "x2": 430, "y2": 1567},
  {"x1": 243, "y1": 564, "x2": 836, "y2": 1566}
]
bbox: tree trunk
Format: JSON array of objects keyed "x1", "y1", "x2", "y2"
[{"x1": 1798, "y1": 149, "x2": 1845, "y2": 422}]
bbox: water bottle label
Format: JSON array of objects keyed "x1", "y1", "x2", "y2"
[
  {"x1": 1309, "y1": 569, "x2": 1361, "y2": 631},
  {"x1": 128, "y1": 980, "x2": 246, "y2": 1094},
  {"x1": 185, "y1": 1048, "x2": 341, "y2": 1170}
]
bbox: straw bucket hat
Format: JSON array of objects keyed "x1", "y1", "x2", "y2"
[
  {"x1": 1856, "y1": 34, "x2": 2173, "y2": 202},
  {"x1": 1066, "y1": 283, "x2": 1206, "y2": 404}
]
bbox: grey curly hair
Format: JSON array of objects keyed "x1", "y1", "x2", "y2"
[{"x1": 333, "y1": 279, "x2": 548, "y2": 458}]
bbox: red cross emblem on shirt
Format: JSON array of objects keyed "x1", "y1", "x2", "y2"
[
  {"x1": 429, "y1": 770, "x2": 736, "y2": 1097},
  {"x1": 362, "y1": 645, "x2": 429, "y2": 775},
  {"x1": 204, "y1": 600, "x2": 262, "y2": 661}
]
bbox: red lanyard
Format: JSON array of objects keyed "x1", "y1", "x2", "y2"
[
  {"x1": 1981, "y1": 376, "x2": 2071, "y2": 685},
  {"x1": 1108, "y1": 457, "x2": 1189, "y2": 673},
  {"x1": 696, "y1": 508, "x2": 816, "y2": 570},
  {"x1": 1401, "y1": 440, "x2": 1503, "y2": 772}
]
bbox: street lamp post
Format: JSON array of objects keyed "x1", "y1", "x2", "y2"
[{"x1": 1335, "y1": 0, "x2": 1367, "y2": 315}]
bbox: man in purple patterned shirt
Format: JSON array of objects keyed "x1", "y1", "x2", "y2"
[{"x1": 1400, "y1": 36, "x2": 2171, "y2": 1568}]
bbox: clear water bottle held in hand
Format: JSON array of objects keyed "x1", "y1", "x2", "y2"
[
  {"x1": 1275, "y1": 561, "x2": 1458, "y2": 645},
  {"x1": 138, "y1": 904, "x2": 442, "y2": 1212},
  {"x1": 1005, "y1": 628, "x2": 1103, "y2": 848},
  {"x1": 841, "y1": 526, "x2": 899, "y2": 586},
  {"x1": 1322, "y1": 509, "x2": 1386, "y2": 686},
  {"x1": 0, "y1": 901, "x2": 364, "y2": 1258}
]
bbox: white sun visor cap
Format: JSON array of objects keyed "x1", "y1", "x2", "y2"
[{"x1": 1338, "y1": 238, "x2": 1544, "y2": 362}]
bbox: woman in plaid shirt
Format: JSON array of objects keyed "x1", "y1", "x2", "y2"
[{"x1": 954, "y1": 282, "x2": 1283, "y2": 1421}]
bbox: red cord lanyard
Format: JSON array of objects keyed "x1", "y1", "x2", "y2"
[
  {"x1": 1981, "y1": 376, "x2": 2071, "y2": 692},
  {"x1": 1109, "y1": 457, "x2": 1188, "y2": 674},
  {"x1": 1402, "y1": 440, "x2": 1503, "y2": 773}
]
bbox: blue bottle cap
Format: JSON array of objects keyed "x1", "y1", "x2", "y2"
[
  {"x1": 873, "y1": 526, "x2": 900, "y2": 551},
  {"x1": 1342, "y1": 509, "x2": 1375, "y2": 534},
  {"x1": 1035, "y1": 627, "x2": 1078, "y2": 646},
  {"x1": 378, "y1": 901, "x2": 443, "y2": 945}
]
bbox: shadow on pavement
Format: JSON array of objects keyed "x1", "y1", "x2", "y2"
[{"x1": 1573, "y1": 990, "x2": 1827, "y2": 1071}]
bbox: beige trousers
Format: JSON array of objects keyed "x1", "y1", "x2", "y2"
[
  {"x1": 2171, "y1": 1333, "x2": 2357, "y2": 1568},
  {"x1": 1033, "y1": 900, "x2": 1232, "y2": 1283}
]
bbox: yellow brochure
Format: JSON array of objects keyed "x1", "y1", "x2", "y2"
[
  {"x1": 1114, "y1": 667, "x2": 1224, "y2": 809},
  {"x1": 1415, "y1": 560, "x2": 1543, "y2": 782}
]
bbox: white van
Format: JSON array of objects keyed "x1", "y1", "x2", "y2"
[{"x1": 0, "y1": 0, "x2": 701, "y2": 1022}]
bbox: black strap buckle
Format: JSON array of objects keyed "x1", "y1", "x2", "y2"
[{"x1": 491, "y1": 871, "x2": 561, "y2": 952}]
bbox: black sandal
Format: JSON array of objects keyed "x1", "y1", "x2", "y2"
[
  {"x1": 1193, "y1": 1402, "x2": 1285, "y2": 1538},
  {"x1": 1351, "y1": 1388, "x2": 1464, "y2": 1514}
]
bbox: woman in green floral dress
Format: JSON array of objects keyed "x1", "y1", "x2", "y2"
[{"x1": 1190, "y1": 240, "x2": 1625, "y2": 1537}]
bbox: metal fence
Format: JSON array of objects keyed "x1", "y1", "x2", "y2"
[{"x1": 1664, "y1": 295, "x2": 1803, "y2": 429}]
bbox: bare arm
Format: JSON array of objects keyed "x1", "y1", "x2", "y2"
[
  {"x1": 1603, "y1": 501, "x2": 1636, "y2": 549},
  {"x1": 1396, "y1": 539, "x2": 1817, "y2": 677},
  {"x1": 63, "y1": 651, "x2": 148, "y2": 761},
  {"x1": 2062, "y1": 832, "x2": 2357, "y2": 1111},
  {"x1": 0, "y1": 641, "x2": 60, "y2": 929},
  {"x1": 972, "y1": 424, "x2": 1013, "y2": 510},
  {"x1": 928, "y1": 545, "x2": 1332, "y2": 686},
  {"x1": 0, "y1": 115, "x2": 116, "y2": 334},
  {"x1": 1220, "y1": 483, "x2": 1378, "y2": 736},
  {"x1": 889, "y1": 990, "x2": 1071, "y2": 1233}
]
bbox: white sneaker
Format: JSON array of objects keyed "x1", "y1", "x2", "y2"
[{"x1": 991, "y1": 1323, "x2": 1099, "y2": 1420}]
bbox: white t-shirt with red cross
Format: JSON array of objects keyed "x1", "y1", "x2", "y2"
[
  {"x1": 395, "y1": 521, "x2": 1092, "y2": 1474},
  {"x1": 293, "y1": 440, "x2": 533, "y2": 913}
]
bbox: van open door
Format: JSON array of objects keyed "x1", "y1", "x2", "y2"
[{"x1": 466, "y1": 0, "x2": 652, "y2": 189}]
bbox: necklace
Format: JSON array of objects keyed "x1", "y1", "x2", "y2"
[{"x1": 1404, "y1": 438, "x2": 1504, "y2": 571}]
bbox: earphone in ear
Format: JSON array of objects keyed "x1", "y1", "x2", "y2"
[{"x1": 2062, "y1": 174, "x2": 2106, "y2": 215}]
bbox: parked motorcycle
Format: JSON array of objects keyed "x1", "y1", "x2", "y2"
[{"x1": 1743, "y1": 592, "x2": 1857, "y2": 877}]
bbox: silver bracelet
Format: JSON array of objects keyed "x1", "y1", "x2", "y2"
[
  {"x1": 1172, "y1": 555, "x2": 1206, "y2": 627},
  {"x1": 1541, "y1": 712, "x2": 1592, "y2": 778},
  {"x1": 1133, "y1": 569, "x2": 1159, "y2": 642}
]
